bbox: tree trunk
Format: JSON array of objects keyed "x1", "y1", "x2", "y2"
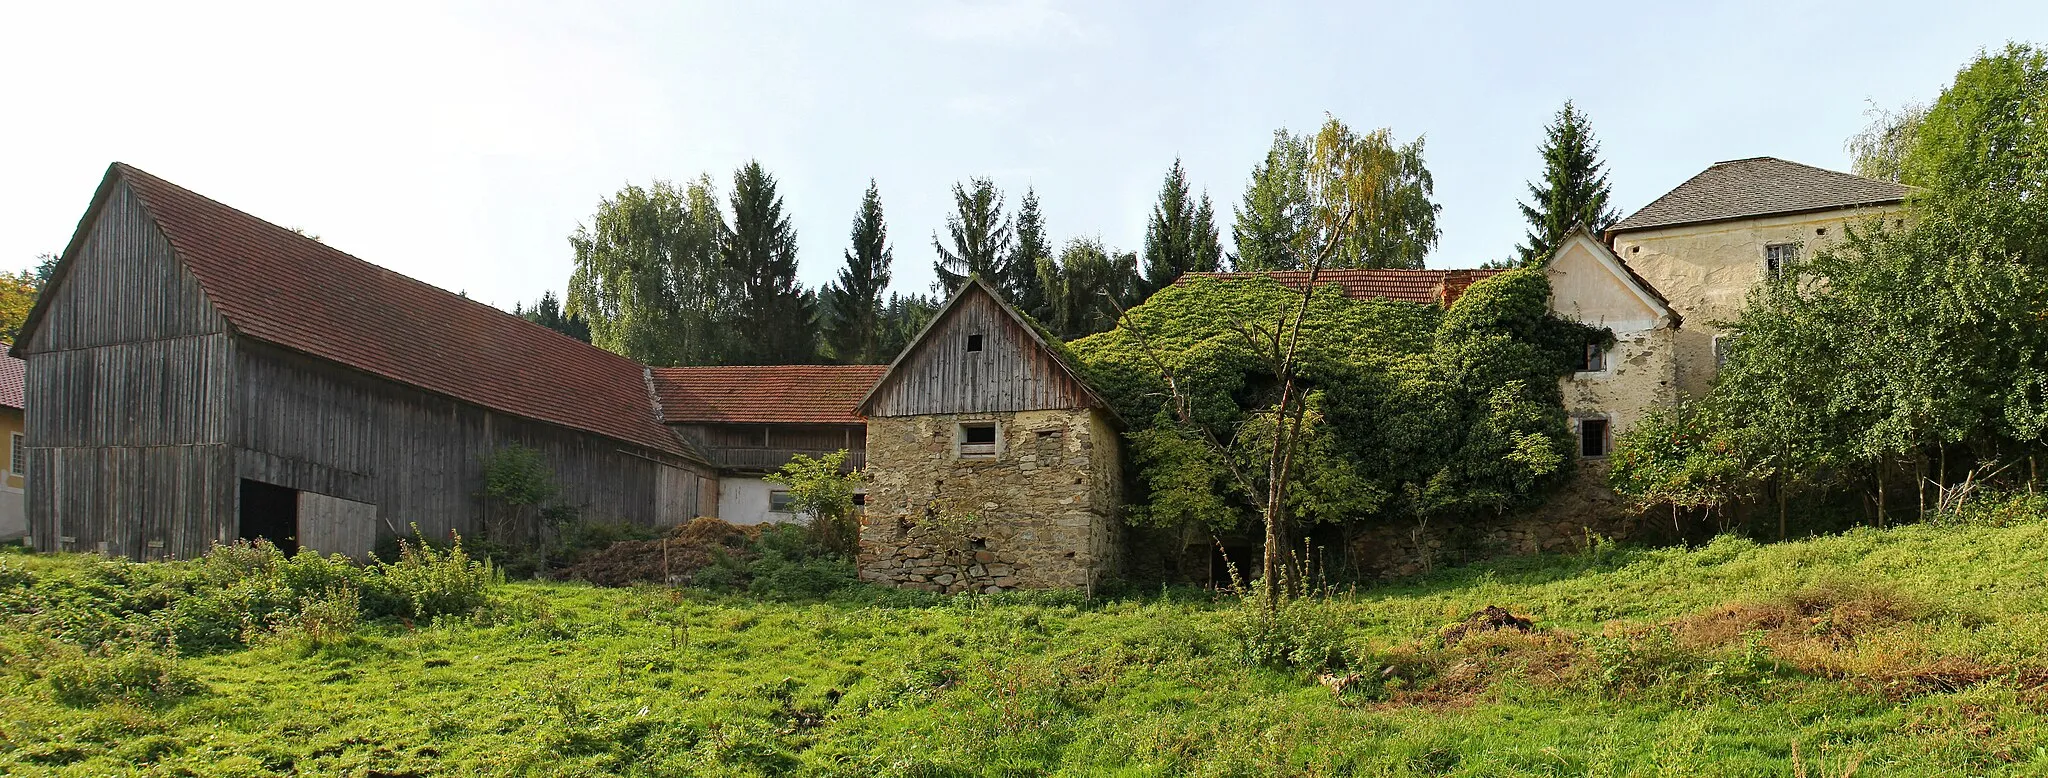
[
  {"x1": 1915, "y1": 453, "x2": 1927, "y2": 523},
  {"x1": 1877, "y1": 458, "x2": 1887, "y2": 529},
  {"x1": 1777, "y1": 475, "x2": 1788, "y2": 542}
]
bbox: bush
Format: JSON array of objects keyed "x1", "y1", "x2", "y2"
[
  {"x1": 45, "y1": 647, "x2": 204, "y2": 707},
  {"x1": 1222, "y1": 594, "x2": 1350, "y2": 671},
  {"x1": 370, "y1": 532, "x2": 498, "y2": 621}
]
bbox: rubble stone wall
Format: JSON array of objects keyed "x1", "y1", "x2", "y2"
[{"x1": 859, "y1": 408, "x2": 1121, "y2": 592}]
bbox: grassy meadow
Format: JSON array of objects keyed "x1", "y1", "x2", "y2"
[{"x1": 6, "y1": 512, "x2": 2048, "y2": 776}]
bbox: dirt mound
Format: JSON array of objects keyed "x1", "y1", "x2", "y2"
[
  {"x1": 562, "y1": 517, "x2": 760, "y2": 587},
  {"x1": 1674, "y1": 583, "x2": 1930, "y2": 651},
  {"x1": 1439, "y1": 606, "x2": 1535, "y2": 646}
]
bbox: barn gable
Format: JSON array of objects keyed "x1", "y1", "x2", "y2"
[
  {"x1": 858, "y1": 277, "x2": 1108, "y2": 418},
  {"x1": 19, "y1": 173, "x2": 227, "y2": 355}
]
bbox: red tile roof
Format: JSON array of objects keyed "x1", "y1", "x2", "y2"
[
  {"x1": 0, "y1": 348, "x2": 22, "y2": 410},
  {"x1": 108, "y1": 164, "x2": 694, "y2": 460},
  {"x1": 650, "y1": 365, "x2": 886, "y2": 425},
  {"x1": 1180, "y1": 268, "x2": 1504, "y2": 306}
]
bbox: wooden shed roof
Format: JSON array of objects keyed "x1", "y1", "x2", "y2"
[{"x1": 21, "y1": 163, "x2": 698, "y2": 461}]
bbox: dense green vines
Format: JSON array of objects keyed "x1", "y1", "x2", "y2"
[{"x1": 1070, "y1": 269, "x2": 1601, "y2": 534}]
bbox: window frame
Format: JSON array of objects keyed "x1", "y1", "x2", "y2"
[
  {"x1": 8, "y1": 432, "x2": 21, "y2": 477},
  {"x1": 1575, "y1": 341, "x2": 1609, "y2": 374},
  {"x1": 767, "y1": 488, "x2": 795, "y2": 514},
  {"x1": 1764, "y1": 242, "x2": 1800, "y2": 279},
  {"x1": 1577, "y1": 416, "x2": 1611, "y2": 459},
  {"x1": 956, "y1": 421, "x2": 1000, "y2": 460}
]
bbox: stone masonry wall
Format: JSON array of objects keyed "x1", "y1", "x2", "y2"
[
  {"x1": 1344, "y1": 459, "x2": 1654, "y2": 579},
  {"x1": 859, "y1": 408, "x2": 1121, "y2": 592}
]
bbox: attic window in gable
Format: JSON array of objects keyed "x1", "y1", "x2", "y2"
[
  {"x1": 966, "y1": 333, "x2": 984, "y2": 353},
  {"x1": 1765, "y1": 243, "x2": 1800, "y2": 279}
]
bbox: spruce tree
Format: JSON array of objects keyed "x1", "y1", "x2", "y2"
[
  {"x1": 931, "y1": 178, "x2": 1013, "y2": 295},
  {"x1": 1140, "y1": 158, "x2": 1224, "y2": 297},
  {"x1": 520, "y1": 290, "x2": 592, "y2": 343},
  {"x1": 723, "y1": 160, "x2": 816, "y2": 364},
  {"x1": 1008, "y1": 187, "x2": 1051, "y2": 316},
  {"x1": 1513, "y1": 101, "x2": 1619, "y2": 265},
  {"x1": 822, "y1": 180, "x2": 893, "y2": 364},
  {"x1": 1232, "y1": 131, "x2": 1309, "y2": 271}
]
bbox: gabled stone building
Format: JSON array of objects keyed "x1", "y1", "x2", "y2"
[{"x1": 854, "y1": 278, "x2": 1122, "y2": 592}]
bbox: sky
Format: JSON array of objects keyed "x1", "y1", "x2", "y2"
[{"x1": 2, "y1": 1, "x2": 2043, "y2": 312}]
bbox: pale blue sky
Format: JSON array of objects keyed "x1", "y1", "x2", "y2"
[{"x1": 2, "y1": 1, "x2": 2041, "y2": 310}]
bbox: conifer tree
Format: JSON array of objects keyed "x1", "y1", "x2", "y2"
[
  {"x1": 931, "y1": 178, "x2": 1013, "y2": 295},
  {"x1": 517, "y1": 290, "x2": 592, "y2": 343},
  {"x1": 1140, "y1": 158, "x2": 1224, "y2": 297},
  {"x1": 1232, "y1": 131, "x2": 1309, "y2": 271},
  {"x1": 723, "y1": 161, "x2": 816, "y2": 364},
  {"x1": 822, "y1": 180, "x2": 893, "y2": 364},
  {"x1": 1513, "y1": 101, "x2": 1619, "y2": 265},
  {"x1": 1008, "y1": 187, "x2": 1051, "y2": 316}
]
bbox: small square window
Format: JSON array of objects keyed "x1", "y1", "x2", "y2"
[
  {"x1": 1576, "y1": 342, "x2": 1607, "y2": 373},
  {"x1": 1579, "y1": 418, "x2": 1610, "y2": 458},
  {"x1": 768, "y1": 490, "x2": 794, "y2": 513},
  {"x1": 1765, "y1": 243, "x2": 1799, "y2": 279},
  {"x1": 9, "y1": 433, "x2": 22, "y2": 477},
  {"x1": 958, "y1": 422, "x2": 998, "y2": 459},
  {"x1": 966, "y1": 333, "x2": 984, "y2": 352}
]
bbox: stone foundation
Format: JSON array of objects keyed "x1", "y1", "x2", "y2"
[{"x1": 859, "y1": 408, "x2": 1121, "y2": 592}]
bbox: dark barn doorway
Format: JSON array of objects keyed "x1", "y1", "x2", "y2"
[{"x1": 238, "y1": 479, "x2": 300, "y2": 554}]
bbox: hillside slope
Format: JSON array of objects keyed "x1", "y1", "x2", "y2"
[{"x1": 6, "y1": 516, "x2": 2048, "y2": 776}]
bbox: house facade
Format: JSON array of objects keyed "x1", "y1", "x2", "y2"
[
  {"x1": 0, "y1": 352, "x2": 23, "y2": 542},
  {"x1": 1605, "y1": 157, "x2": 1909, "y2": 397},
  {"x1": 855, "y1": 279, "x2": 1122, "y2": 593}
]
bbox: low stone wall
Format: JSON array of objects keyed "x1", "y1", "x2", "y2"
[
  {"x1": 1344, "y1": 460, "x2": 1649, "y2": 579},
  {"x1": 858, "y1": 408, "x2": 1120, "y2": 592}
]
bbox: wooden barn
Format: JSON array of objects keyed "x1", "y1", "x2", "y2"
[
  {"x1": 14, "y1": 163, "x2": 718, "y2": 560},
  {"x1": 649, "y1": 364, "x2": 885, "y2": 524}
]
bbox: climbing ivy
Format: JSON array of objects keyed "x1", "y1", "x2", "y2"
[{"x1": 1069, "y1": 269, "x2": 1600, "y2": 533}]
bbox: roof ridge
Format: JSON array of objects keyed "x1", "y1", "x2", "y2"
[{"x1": 111, "y1": 163, "x2": 642, "y2": 373}]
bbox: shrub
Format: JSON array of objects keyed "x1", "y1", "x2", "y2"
[
  {"x1": 370, "y1": 532, "x2": 498, "y2": 620},
  {"x1": 45, "y1": 647, "x2": 204, "y2": 707},
  {"x1": 1222, "y1": 593, "x2": 1350, "y2": 671},
  {"x1": 763, "y1": 451, "x2": 864, "y2": 555}
]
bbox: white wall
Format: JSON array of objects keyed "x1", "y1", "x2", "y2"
[
  {"x1": 717, "y1": 476, "x2": 792, "y2": 526},
  {"x1": 0, "y1": 486, "x2": 23, "y2": 541}
]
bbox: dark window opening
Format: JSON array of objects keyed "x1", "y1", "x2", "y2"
[
  {"x1": 1576, "y1": 342, "x2": 1607, "y2": 372},
  {"x1": 966, "y1": 333, "x2": 984, "y2": 352},
  {"x1": 769, "y1": 489, "x2": 794, "y2": 513},
  {"x1": 959, "y1": 422, "x2": 998, "y2": 458},
  {"x1": 1579, "y1": 418, "x2": 1610, "y2": 458},
  {"x1": 238, "y1": 479, "x2": 300, "y2": 555}
]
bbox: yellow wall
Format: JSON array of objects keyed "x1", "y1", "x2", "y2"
[
  {"x1": 0, "y1": 406, "x2": 21, "y2": 490},
  {"x1": 1547, "y1": 234, "x2": 1679, "y2": 442},
  {"x1": 1610, "y1": 206, "x2": 1902, "y2": 396}
]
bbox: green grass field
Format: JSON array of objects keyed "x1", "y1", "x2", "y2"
[{"x1": 6, "y1": 514, "x2": 2048, "y2": 777}]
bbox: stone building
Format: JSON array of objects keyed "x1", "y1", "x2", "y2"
[{"x1": 854, "y1": 278, "x2": 1122, "y2": 592}]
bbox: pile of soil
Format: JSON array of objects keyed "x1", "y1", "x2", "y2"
[
  {"x1": 562, "y1": 517, "x2": 760, "y2": 587},
  {"x1": 1439, "y1": 605, "x2": 1535, "y2": 646}
]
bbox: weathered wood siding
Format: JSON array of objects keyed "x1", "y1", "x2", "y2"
[
  {"x1": 21, "y1": 181, "x2": 237, "y2": 559},
  {"x1": 235, "y1": 342, "x2": 711, "y2": 539},
  {"x1": 670, "y1": 423, "x2": 865, "y2": 472},
  {"x1": 865, "y1": 290, "x2": 1094, "y2": 417},
  {"x1": 297, "y1": 491, "x2": 378, "y2": 559}
]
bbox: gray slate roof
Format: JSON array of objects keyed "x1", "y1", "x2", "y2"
[{"x1": 1609, "y1": 157, "x2": 1908, "y2": 234}]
